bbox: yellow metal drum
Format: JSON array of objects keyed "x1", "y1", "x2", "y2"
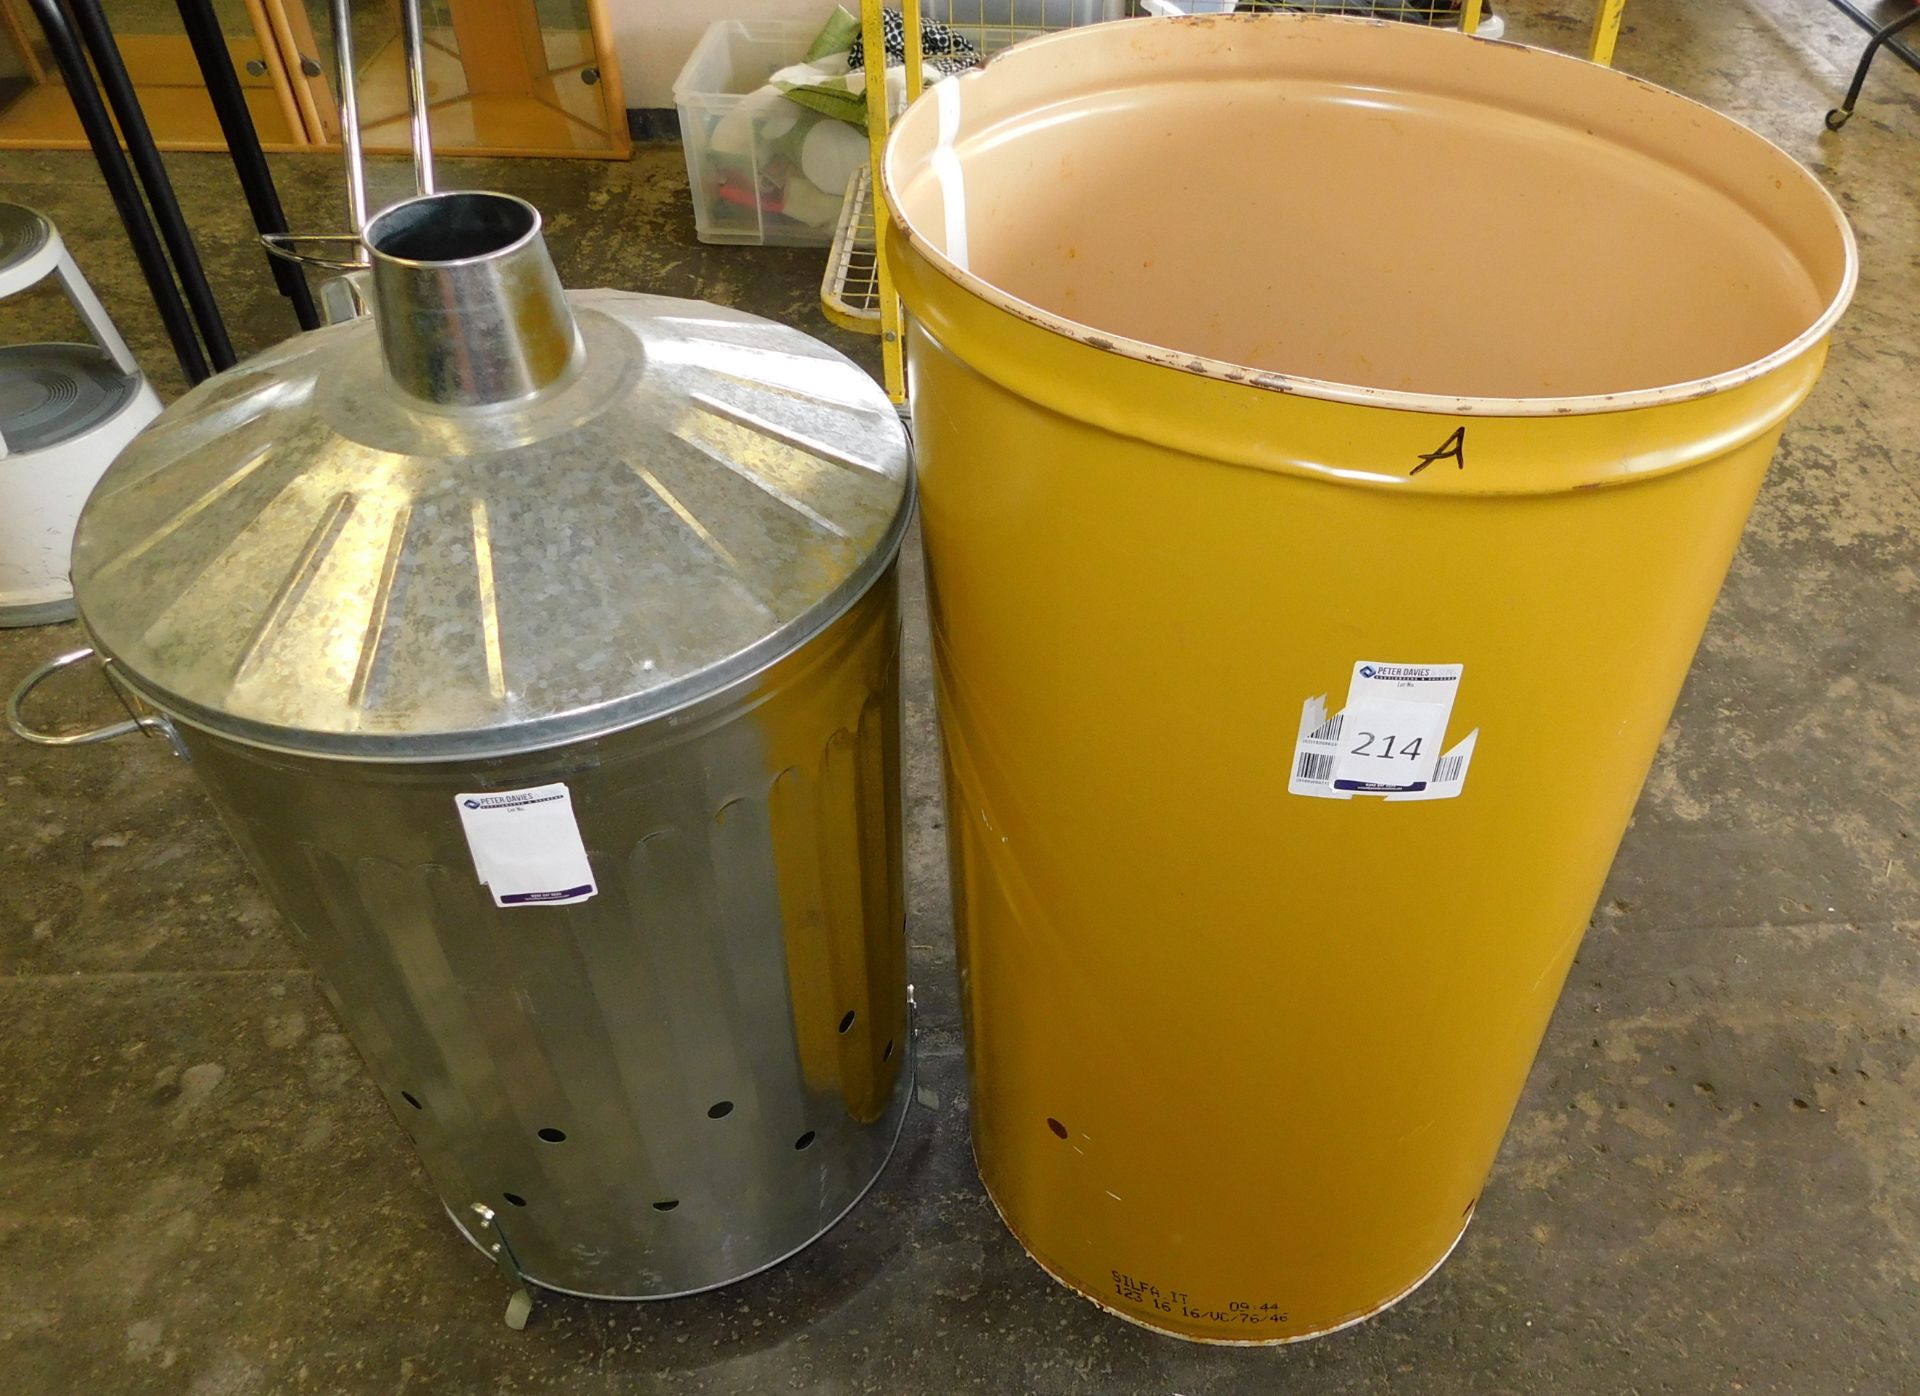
[{"x1": 882, "y1": 16, "x2": 1854, "y2": 1343}]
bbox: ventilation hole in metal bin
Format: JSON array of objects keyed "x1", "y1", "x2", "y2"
[
  {"x1": 653, "y1": 1199, "x2": 679, "y2": 1211},
  {"x1": 883, "y1": 1039, "x2": 894, "y2": 1062},
  {"x1": 794, "y1": 1130, "x2": 816, "y2": 1151},
  {"x1": 708, "y1": 1100, "x2": 734, "y2": 1119},
  {"x1": 401, "y1": 1091, "x2": 423, "y2": 1109},
  {"x1": 537, "y1": 1127, "x2": 567, "y2": 1143},
  {"x1": 503, "y1": 1192, "x2": 527, "y2": 1207},
  {"x1": 1047, "y1": 1118, "x2": 1069, "y2": 1140},
  {"x1": 839, "y1": 1010, "x2": 856, "y2": 1034}
]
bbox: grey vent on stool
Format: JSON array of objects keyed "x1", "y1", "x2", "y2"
[
  {"x1": 0, "y1": 344, "x2": 142, "y2": 455},
  {"x1": 0, "y1": 204, "x2": 52, "y2": 272},
  {"x1": 0, "y1": 200, "x2": 159, "y2": 627}
]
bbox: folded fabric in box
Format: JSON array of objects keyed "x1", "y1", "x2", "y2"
[
  {"x1": 846, "y1": 7, "x2": 981, "y2": 76},
  {"x1": 698, "y1": 7, "x2": 984, "y2": 238},
  {"x1": 777, "y1": 6, "x2": 980, "y2": 131}
]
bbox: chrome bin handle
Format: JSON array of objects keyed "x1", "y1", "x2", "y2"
[{"x1": 7, "y1": 646, "x2": 172, "y2": 747}]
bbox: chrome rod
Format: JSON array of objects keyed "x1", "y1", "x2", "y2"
[
  {"x1": 399, "y1": 0, "x2": 436, "y2": 196},
  {"x1": 331, "y1": 0, "x2": 366, "y2": 232},
  {"x1": 266, "y1": 0, "x2": 437, "y2": 274}
]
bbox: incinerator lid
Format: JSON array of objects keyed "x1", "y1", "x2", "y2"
[{"x1": 71, "y1": 192, "x2": 911, "y2": 762}]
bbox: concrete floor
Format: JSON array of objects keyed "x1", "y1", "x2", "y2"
[{"x1": 3, "y1": 4, "x2": 1918, "y2": 1392}]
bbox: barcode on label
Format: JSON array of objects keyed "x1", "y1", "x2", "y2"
[
  {"x1": 1288, "y1": 675, "x2": 1475, "y2": 803},
  {"x1": 1295, "y1": 750, "x2": 1334, "y2": 783}
]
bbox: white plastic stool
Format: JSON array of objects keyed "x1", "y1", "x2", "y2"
[{"x1": 0, "y1": 203, "x2": 162, "y2": 627}]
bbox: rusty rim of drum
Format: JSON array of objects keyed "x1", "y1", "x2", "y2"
[{"x1": 881, "y1": 14, "x2": 1857, "y2": 419}]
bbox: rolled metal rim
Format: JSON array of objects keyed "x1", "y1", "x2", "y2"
[
  {"x1": 881, "y1": 15, "x2": 1859, "y2": 420},
  {"x1": 363, "y1": 191, "x2": 544, "y2": 270}
]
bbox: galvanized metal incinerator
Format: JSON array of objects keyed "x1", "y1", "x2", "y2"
[{"x1": 9, "y1": 0, "x2": 915, "y2": 1329}]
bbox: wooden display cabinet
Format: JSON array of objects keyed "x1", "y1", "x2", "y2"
[{"x1": 0, "y1": 0, "x2": 628, "y2": 158}]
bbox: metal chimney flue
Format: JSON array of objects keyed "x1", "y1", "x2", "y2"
[{"x1": 366, "y1": 192, "x2": 581, "y2": 407}]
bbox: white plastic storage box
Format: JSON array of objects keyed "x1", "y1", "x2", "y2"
[
  {"x1": 674, "y1": 20, "x2": 854, "y2": 248},
  {"x1": 674, "y1": 7, "x2": 1128, "y2": 248}
]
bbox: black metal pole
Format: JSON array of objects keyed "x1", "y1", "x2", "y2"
[
  {"x1": 175, "y1": 0, "x2": 320, "y2": 332},
  {"x1": 1823, "y1": 0, "x2": 1920, "y2": 77},
  {"x1": 25, "y1": 0, "x2": 209, "y2": 383},
  {"x1": 1839, "y1": 6, "x2": 1920, "y2": 112},
  {"x1": 63, "y1": 0, "x2": 236, "y2": 370}
]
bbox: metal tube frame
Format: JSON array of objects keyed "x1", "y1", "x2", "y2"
[
  {"x1": 24, "y1": 0, "x2": 210, "y2": 383},
  {"x1": 175, "y1": 0, "x2": 322, "y2": 330},
  {"x1": 331, "y1": 0, "x2": 368, "y2": 234},
  {"x1": 263, "y1": 0, "x2": 437, "y2": 276},
  {"x1": 63, "y1": 0, "x2": 237, "y2": 371},
  {"x1": 399, "y1": 0, "x2": 437, "y2": 196},
  {"x1": 28, "y1": 0, "x2": 331, "y2": 381},
  {"x1": 1822, "y1": 0, "x2": 1920, "y2": 129}
]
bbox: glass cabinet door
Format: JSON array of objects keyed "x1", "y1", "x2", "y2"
[
  {"x1": 0, "y1": 0, "x2": 310, "y2": 150},
  {"x1": 292, "y1": 0, "x2": 630, "y2": 159},
  {"x1": 0, "y1": 0, "x2": 626, "y2": 156}
]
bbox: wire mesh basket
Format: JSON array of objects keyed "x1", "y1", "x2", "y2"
[
  {"x1": 934, "y1": 0, "x2": 1129, "y2": 52},
  {"x1": 1141, "y1": 1, "x2": 1493, "y2": 26},
  {"x1": 820, "y1": 1, "x2": 1124, "y2": 351},
  {"x1": 1221, "y1": 2, "x2": 1473, "y2": 20},
  {"x1": 821, "y1": 165, "x2": 881, "y2": 332}
]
